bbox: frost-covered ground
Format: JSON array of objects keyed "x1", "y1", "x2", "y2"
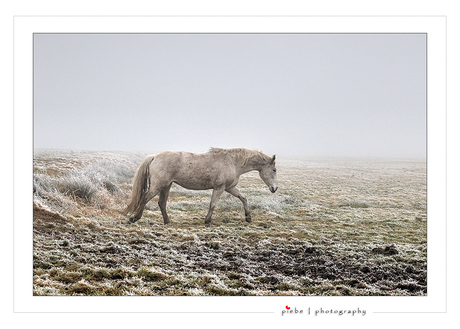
[{"x1": 33, "y1": 150, "x2": 427, "y2": 296}]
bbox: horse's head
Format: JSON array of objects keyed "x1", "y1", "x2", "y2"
[{"x1": 259, "y1": 155, "x2": 278, "y2": 193}]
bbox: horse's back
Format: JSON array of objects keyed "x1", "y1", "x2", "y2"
[
  {"x1": 151, "y1": 150, "x2": 236, "y2": 190},
  {"x1": 152, "y1": 151, "x2": 213, "y2": 169}
]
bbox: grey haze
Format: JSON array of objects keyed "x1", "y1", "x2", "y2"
[{"x1": 33, "y1": 33, "x2": 426, "y2": 158}]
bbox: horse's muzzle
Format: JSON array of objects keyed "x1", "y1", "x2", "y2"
[{"x1": 270, "y1": 186, "x2": 278, "y2": 193}]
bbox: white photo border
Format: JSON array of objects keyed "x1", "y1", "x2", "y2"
[{"x1": 14, "y1": 16, "x2": 446, "y2": 315}]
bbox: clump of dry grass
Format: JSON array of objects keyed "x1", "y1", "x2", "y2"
[{"x1": 33, "y1": 150, "x2": 144, "y2": 214}]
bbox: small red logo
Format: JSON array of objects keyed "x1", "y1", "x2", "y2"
[{"x1": 282, "y1": 305, "x2": 304, "y2": 316}]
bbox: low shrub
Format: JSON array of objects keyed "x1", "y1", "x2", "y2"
[{"x1": 33, "y1": 154, "x2": 139, "y2": 211}]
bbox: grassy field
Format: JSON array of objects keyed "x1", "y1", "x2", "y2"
[{"x1": 33, "y1": 149, "x2": 427, "y2": 296}]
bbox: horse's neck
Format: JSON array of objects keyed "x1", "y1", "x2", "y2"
[
  {"x1": 238, "y1": 164, "x2": 259, "y2": 175},
  {"x1": 236, "y1": 156, "x2": 262, "y2": 175}
]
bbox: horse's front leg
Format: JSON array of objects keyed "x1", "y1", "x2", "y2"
[
  {"x1": 226, "y1": 187, "x2": 251, "y2": 223},
  {"x1": 205, "y1": 187, "x2": 225, "y2": 226}
]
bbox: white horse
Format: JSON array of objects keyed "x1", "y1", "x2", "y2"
[{"x1": 125, "y1": 148, "x2": 278, "y2": 226}]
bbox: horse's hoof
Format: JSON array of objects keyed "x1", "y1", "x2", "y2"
[
  {"x1": 129, "y1": 217, "x2": 138, "y2": 223},
  {"x1": 245, "y1": 217, "x2": 252, "y2": 223},
  {"x1": 205, "y1": 221, "x2": 211, "y2": 227}
]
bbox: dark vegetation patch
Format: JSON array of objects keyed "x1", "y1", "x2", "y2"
[{"x1": 372, "y1": 244, "x2": 399, "y2": 255}]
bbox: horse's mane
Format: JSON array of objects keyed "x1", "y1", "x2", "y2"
[{"x1": 208, "y1": 147, "x2": 271, "y2": 167}]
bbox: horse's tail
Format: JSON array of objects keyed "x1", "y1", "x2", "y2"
[{"x1": 124, "y1": 155, "x2": 155, "y2": 216}]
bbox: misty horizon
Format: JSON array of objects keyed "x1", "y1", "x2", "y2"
[{"x1": 33, "y1": 33, "x2": 426, "y2": 158}]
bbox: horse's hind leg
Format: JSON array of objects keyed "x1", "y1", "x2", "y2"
[
  {"x1": 158, "y1": 183, "x2": 172, "y2": 225},
  {"x1": 226, "y1": 187, "x2": 251, "y2": 223},
  {"x1": 204, "y1": 186, "x2": 225, "y2": 226}
]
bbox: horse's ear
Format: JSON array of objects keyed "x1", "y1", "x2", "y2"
[{"x1": 271, "y1": 155, "x2": 276, "y2": 163}]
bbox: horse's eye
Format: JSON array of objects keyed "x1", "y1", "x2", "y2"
[{"x1": 273, "y1": 169, "x2": 277, "y2": 172}]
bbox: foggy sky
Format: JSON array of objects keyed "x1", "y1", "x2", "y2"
[{"x1": 33, "y1": 33, "x2": 426, "y2": 158}]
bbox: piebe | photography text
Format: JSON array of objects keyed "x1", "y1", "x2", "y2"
[{"x1": 281, "y1": 305, "x2": 367, "y2": 316}]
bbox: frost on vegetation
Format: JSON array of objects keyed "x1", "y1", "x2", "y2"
[
  {"x1": 338, "y1": 198, "x2": 397, "y2": 209},
  {"x1": 79, "y1": 160, "x2": 135, "y2": 186},
  {"x1": 251, "y1": 195, "x2": 300, "y2": 214},
  {"x1": 34, "y1": 286, "x2": 62, "y2": 296},
  {"x1": 33, "y1": 155, "x2": 138, "y2": 212},
  {"x1": 188, "y1": 288, "x2": 205, "y2": 296},
  {"x1": 337, "y1": 199, "x2": 426, "y2": 212}
]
